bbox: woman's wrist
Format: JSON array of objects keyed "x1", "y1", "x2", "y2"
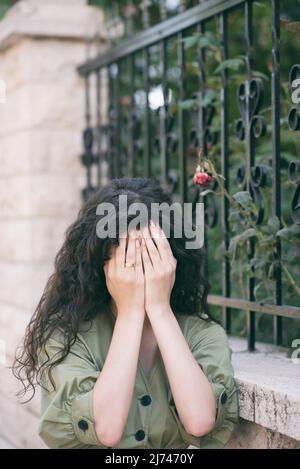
[
  {"x1": 146, "y1": 303, "x2": 173, "y2": 321},
  {"x1": 115, "y1": 307, "x2": 145, "y2": 324}
]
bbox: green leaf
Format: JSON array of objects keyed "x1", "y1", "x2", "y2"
[
  {"x1": 214, "y1": 58, "x2": 244, "y2": 74},
  {"x1": 228, "y1": 229, "x2": 257, "y2": 262},
  {"x1": 182, "y1": 35, "x2": 199, "y2": 49},
  {"x1": 252, "y1": 70, "x2": 269, "y2": 81},
  {"x1": 197, "y1": 35, "x2": 218, "y2": 49},
  {"x1": 249, "y1": 257, "x2": 267, "y2": 269},
  {"x1": 178, "y1": 99, "x2": 196, "y2": 110},
  {"x1": 182, "y1": 32, "x2": 220, "y2": 50},
  {"x1": 198, "y1": 32, "x2": 220, "y2": 49},
  {"x1": 258, "y1": 235, "x2": 275, "y2": 247},
  {"x1": 201, "y1": 90, "x2": 217, "y2": 107},
  {"x1": 267, "y1": 216, "x2": 280, "y2": 234},
  {"x1": 232, "y1": 191, "x2": 254, "y2": 211},
  {"x1": 228, "y1": 209, "x2": 241, "y2": 222},
  {"x1": 277, "y1": 225, "x2": 300, "y2": 240},
  {"x1": 237, "y1": 228, "x2": 258, "y2": 242}
]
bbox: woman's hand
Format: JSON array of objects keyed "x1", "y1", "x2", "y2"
[
  {"x1": 140, "y1": 221, "x2": 177, "y2": 316},
  {"x1": 104, "y1": 230, "x2": 145, "y2": 319},
  {"x1": 95, "y1": 230, "x2": 147, "y2": 447}
]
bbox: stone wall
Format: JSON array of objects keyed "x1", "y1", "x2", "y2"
[
  {"x1": 226, "y1": 419, "x2": 300, "y2": 449},
  {"x1": 0, "y1": 0, "x2": 104, "y2": 449}
]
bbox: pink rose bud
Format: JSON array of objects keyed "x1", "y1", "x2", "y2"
[{"x1": 193, "y1": 172, "x2": 213, "y2": 186}]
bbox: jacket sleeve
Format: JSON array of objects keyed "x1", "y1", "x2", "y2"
[
  {"x1": 38, "y1": 334, "x2": 107, "y2": 449},
  {"x1": 170, "y1": 319, "x2": 239, "y2": 449}
]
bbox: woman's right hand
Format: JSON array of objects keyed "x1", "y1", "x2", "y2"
[{"x1": 104, "y1": 230, "x2": 145, "y2": 319}]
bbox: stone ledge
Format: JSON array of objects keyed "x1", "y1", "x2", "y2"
[
  {"x1": 0, "y1": 0, "x2": 105, "y2": 51},
  {"x1": 0, "y1": 436, "x2": 15, "y2": 449},
  {"x1": 229, "y1": 337, "x2": 300, "y2": 442}
]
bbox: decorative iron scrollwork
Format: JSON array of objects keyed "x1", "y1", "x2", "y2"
[
  {"x1": 191, "y1": 177, "x2": 218, "y2": 230},
  {"x1": 81, "y1": 127, "x2": 99, "y2": 167},
  {"x1": 236, "y1": 163, "x2": 270, "y2": 225},
  {"x1": 131, "y1": 111, "x2": 144, "y2": 159},
  {"x1": 188, "y1": 92, "x2": 218, "y2": 229},
  {"x1": 288, "y1": 160, "x2": 300, "y2": 225},
  {"x1": 188, "y1": 102, "x2": 217, "y2": 154},
  {"x1": 187, "y1": 93, "x2": 218, "y2": 154},
  {"x1": 236, "y1": 78, "x2": 267, "y2": 141},
  {"x1": 202, "y1": 104, "x2": 218, "y2": 151},
  {"x1": 122, "y1": 108, "x2": 144, "y2": 176},
  {"x1": 288, "y1": 64, "x2": 300, "y2": 131},
  {"x1": 80, "y1": 126, "x2": 100, "y2": 200},
  {"x1": 203, "y1": 178, "x2": 218, "y2": 229}
]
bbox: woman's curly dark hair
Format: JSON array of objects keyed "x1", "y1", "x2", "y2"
[{"x1": 13, "y1": 177, "x2": 211, "y2": 401}]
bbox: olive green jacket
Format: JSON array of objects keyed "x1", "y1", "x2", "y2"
[{"x1": 38, "y1": 308, "x2": 239, "y2": 449}]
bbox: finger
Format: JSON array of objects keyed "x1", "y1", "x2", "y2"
[
  {"x1": 125, "y1": 229, "x2": 136, "y2": 268},
  {"x1": 149, "y1": 220, "x2": 172, "y2": 261},
  {"x1": 135, "y1": 237, "x2": 143, "y2": 275},
  {"x1": 141, "y1": 224, "x2": 160, "y2": 264},
  {"x1": 141, "y1": 237, "x2": 153, "y2": 273},
  {"x1": 116, "y1": 235, "x2": 126, "y2": 266}
]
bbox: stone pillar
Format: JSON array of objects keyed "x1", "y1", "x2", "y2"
[{"x1": 0, "y1": 0, "x2": 105, "y2": 448}]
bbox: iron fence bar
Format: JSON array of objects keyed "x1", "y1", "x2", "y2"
[
  {"x1": 160, "y1": 39, "x2": 168, "y2": 188},
  {"x1": 178, "y1": 30, "x2": 187, "y2": 203},
  {"x1": 141, "y1": 0, "x2": 150, "y2": 29},
  {"x1": 179, "y1": 0, "x2": 186, "y2": 14},
  {"x1": 114, "y1": 63, "x2": 122, "y2": 178},
  {"x1": 128, "y1": 54, "x2": 135, "y2": 177},
  {"x1": 245, "y1": 0, "x2": 255, "y2": 351},
  {"x1": 108, "y1": 66, "x2": 115, "y2": 179},
  {"x1": 96, "y1": 69, "x2": 102, "y2": 186},
  {"x1": 125, "y1": 0, "x2": 134, "y2": 37},
  {"x1": 271, "y1": 0, "x2": 282, "y2": 345},
  {"x1": 159, "y1": 0, "x2": 167, "y2": 21},
  {"x1": 78, "y1": 0, "x2": 249, "y2": 76},
  {"x1": 219, "y1": 11, "x2": 231, "y2": 334},
  {"x1": 84, "y1": 74, "x2": 92, "y2": 194},
  {"x1": 197, "y1": 22, "x2": 206, "y2": 152},
  {"x1": 143, "y1": 47, "x2": 151, "y2": 177},
  {"x1": 196, "y1": 21, "x2": 210, "y2": 292},
  {"x1": 208, "y1": 295, "x2": 300, "y2": 320}
]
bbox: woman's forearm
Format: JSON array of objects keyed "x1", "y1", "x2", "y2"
[
  {"x1": 92, "y1": 311, "x2": 144, "y2": 447},
  {"x1": 148, "y1": 306, "x2": 216, "y2": 437}
]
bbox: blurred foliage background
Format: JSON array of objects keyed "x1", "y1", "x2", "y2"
[{"x1": 87, "y1": 0, "x2": 300, "y2": 348}]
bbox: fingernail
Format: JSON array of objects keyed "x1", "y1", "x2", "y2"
[
  {"x1": 142, "y1": 238, "x2": 145, "y2": 246},
  {"x1": 136, "y1": 239, "x2": 140, "y2": 248}
]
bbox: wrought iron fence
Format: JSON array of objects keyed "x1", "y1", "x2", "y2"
[{"x1": 78, "y1": 0, "x2": 300, "y2": 351}]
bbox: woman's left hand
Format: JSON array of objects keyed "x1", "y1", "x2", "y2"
[{"x1": 140, "y1": 221, "x2": 177, "y2": 316}]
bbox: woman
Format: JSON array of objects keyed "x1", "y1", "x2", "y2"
[{"x1": 13, "y1": 177, "x2": 239, "y2": 449}]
